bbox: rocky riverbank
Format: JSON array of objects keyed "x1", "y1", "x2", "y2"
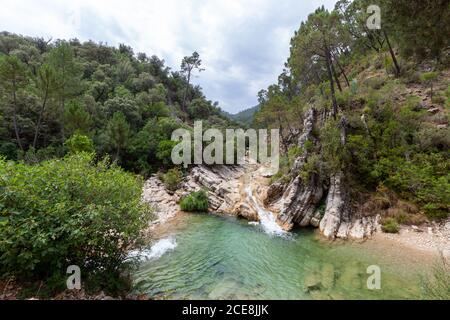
[{"x1": 142, "y1": 160, "x2": 449, "y2": 249}]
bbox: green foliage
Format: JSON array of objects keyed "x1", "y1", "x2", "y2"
[
  {"x1": 422, "y1": 254, "x2": 450, "y2": 300},
  {"x1": 383, "y1": 1, "x2": 450, "y2": 60},
  {"x1": 0, "y1": 154, "x2": 152, "y2": 291},
  {"x1": 64, "y1": 134, "x2": 95, "y2": 154},
  {"x1": 420, "y1": 72, "x2": 438, "y2": 83},
  {"x1": 64, "y1": 100, "x2": 92, "y2": 137},
  {"x1": 156, "y1": 140, "x2": 178, "y2": 167},
  {"x1": 372, "y1": 153, "x2": 449, "y2": 220},
  {"x1": 106, "y1": 112, "x2": 130, "y2": 161},
  {"x1": 299, "y1": 153, "x2": 321, "y2": 182},
  {"x1": 270, "y1": 145, "x2": 303, "y2": 184},
  {"x1": 179, "y1": 190, "x2": 209, "y2": 212},
  {"x1": 162, "y1": 167, "x2": 183, "y2": 192},
  {"x1": 0, "y1": 32, "x2": 233, "y2": 174},
  {"x1": 320, "y1": 119, "x2": 348, "y2": 173},
  {"x1": 420, "y1": 72, "x2": 438, "y2": 100},
  {"x1": 381, "y1": 218, "x2": 400, "y2": 233},
  {"x1": 187, "y1": 98, "x2": 215, "y2": 120}
]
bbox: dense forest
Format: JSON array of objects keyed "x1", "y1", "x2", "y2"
[
  {"x1": 0, "y1": 33, "x2": 235, "y2": 175},
  {"x1": 0, "y1": 0, "x2": 449, "y2": 298}
]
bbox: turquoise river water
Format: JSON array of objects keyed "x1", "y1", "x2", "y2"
[{"x1": 132, "y1": 213, "x2": 434, "y2": 300}]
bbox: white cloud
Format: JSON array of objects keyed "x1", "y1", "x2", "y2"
[{"x1": 0, "y1": 0, "x2": 337, "y2": 113}]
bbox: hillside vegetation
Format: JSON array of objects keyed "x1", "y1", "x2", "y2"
[{"x1": 254, "y1": 0, "x2": 449, "y2": 224}]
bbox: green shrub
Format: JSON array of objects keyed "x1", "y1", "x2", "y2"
[
  {"x1": 420, "y1": 71, "x2": 438, "y2": 100},
  {"x1": 180, "y1": 190, "x2": 209, "y2": 212},
  {"x1": 0, "y1": 154, "x2": 152, "y2": 294},
  {"x1": 372, "y1": 153, "x2": 449, "y2": 220},
  {"x1": 422, "y1": 254, "x2": 450, "y2": 300},
  {"x1": 156, "y1": 140, "x2": 179, "y2": 167},
  {"x1": 162, "y1": 167, "x2": 183, "y2": 191},
  {"x1": 299, "y1": 153, "x2": 321, "y2": 182},
  {"x1": 381, "y1": 218, "x2": 400, "y2": 233},
  {"x1": 64, "y1": 134, "x2": 95, "y2": 154}
]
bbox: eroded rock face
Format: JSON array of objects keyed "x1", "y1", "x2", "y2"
[
  {"x1": 319, "y1": 173, "x2": 349, "y2": 238},
  {"x1": 270, "y1": 107, "x2": 325, "y2": 229},
  {"x1": 142, "y1": 177, "x2": 180, "y2": 225},
  {"x1": 276, "y1": 175, "x2": 324, "y2": 230},
  {"x1": 142, "y1": 164, "x2": 260, "y2": 226},
  {"x1": 319, "y1": 173, "x2": 378, "y2": 239},
  {"x1": 264, "y1": 107, "x2": 379, "y2": 239}
]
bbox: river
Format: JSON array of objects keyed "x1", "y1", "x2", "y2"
[{"x1": 131, "y1": 212, "x2": 434, "y2": 299}]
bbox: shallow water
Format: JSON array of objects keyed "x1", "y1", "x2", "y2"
[{"x1": 133, "y1": 213, "x2": 431, "y2": 300}]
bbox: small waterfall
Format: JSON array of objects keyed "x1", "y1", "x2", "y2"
[
  {"x1": 128, "y1": 237, "x2": 177, "y2": 262},
  {"x1": 245, "y1": 186, "x2": 287, "y2": 236}
]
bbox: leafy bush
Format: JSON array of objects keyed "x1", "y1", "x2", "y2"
[
  {"x1": 179, "y1": 190, "x2": 209, "y2": 212},
  {"x1": 162, "y1": 167, "x2": 183, "y2": 191},
  {"x1": 381, "y1": 218, "x2": 400, "y2": 233},
  {"x1": 156, "y1": 140, "x2": 179, "y2": 167},
  {"x1": 0, "y1": 154, "x2": 152, "y2": 294},
  {"x1": 420, "y1": 72, "x2": 438, "y2": 100},
  {"x1": 372, "y1": 153, "x2": 449, "y2": 220},
  {"x1": 64, "y1": 134, "x2": 95, "y2": 154}
]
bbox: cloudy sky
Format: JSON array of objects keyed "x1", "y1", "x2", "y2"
[{"x1": 0, "y1": 0, "x2": 336, "y2": 113}]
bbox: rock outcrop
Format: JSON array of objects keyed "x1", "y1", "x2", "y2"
[
  {"x1": 318, "y1": 173, "x2": 378, "y2": 239},
  {"x1": 143, "y1": 107, "x2": 379, "y2": 239},
  {"x1": 142, "y1": 164, "x2": 260, "y2": 226},
  {"x1": 266, "y1": 107, "x2": 378, "y2": 239},
  {"x1": 272, "y1": 107, "x2": 326, "y2": 230}
]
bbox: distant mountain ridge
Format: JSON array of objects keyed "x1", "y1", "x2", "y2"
[{"x1": 223, "y1": 105, "x2": 260, "y2": 125}]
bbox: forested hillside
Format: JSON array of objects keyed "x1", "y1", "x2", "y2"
[
  {"x1": 0, "y1": 33, "x2": 234, "y2": 175},
  {"x1": 223, "y1": 105, "x2": 260, "y2": 127},
  {"x1": 254, "y1": 0, "x2": 450, "y2": 226}
]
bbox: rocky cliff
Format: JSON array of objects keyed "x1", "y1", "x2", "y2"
[
  {"x1": 143, "y1": 107, "x2": 379, "y2": 239},
  {"x1": 266, "y1": 107, "x2": 379, "y2": 239}
]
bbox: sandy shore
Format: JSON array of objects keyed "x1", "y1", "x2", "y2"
[{"x1": 371, "y1": 221, "x2": 450, "y2": 259}]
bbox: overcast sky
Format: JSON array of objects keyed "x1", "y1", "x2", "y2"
[{"x1": 0, "y1": 0, "x2": 337, "y2": 113}]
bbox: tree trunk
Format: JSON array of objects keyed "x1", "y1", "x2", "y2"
[
  {"x1": 61, "y1": 66, "x2": 66, "y2": 141},
  {"x1": 181, "y1": 69, "x2": 191, "y2": 118},
  {"x1": 33, "y1": 84, "x2": 49, "y2": 149},
  {"x1": 334, "y1": 56, "x2": 350, "y2": 87},
  {"x1": 12, "y1": 80, "x2": 24, "y2": 151},
  {"x1": 383, "y1": 30, "x2": 400, "y2": 77},
  {"x1": 331, "y1": 63, "x2": 342, "y2": 92},
  {"x1": 325, "y1": 45, "x2": 338, "y2": 120},
  {"x1": 277, "y1": 116, "x2": 288, "y2": 153},
  {"x1": 115, "y1": 146, "x2": 120, "y2": 162}
]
